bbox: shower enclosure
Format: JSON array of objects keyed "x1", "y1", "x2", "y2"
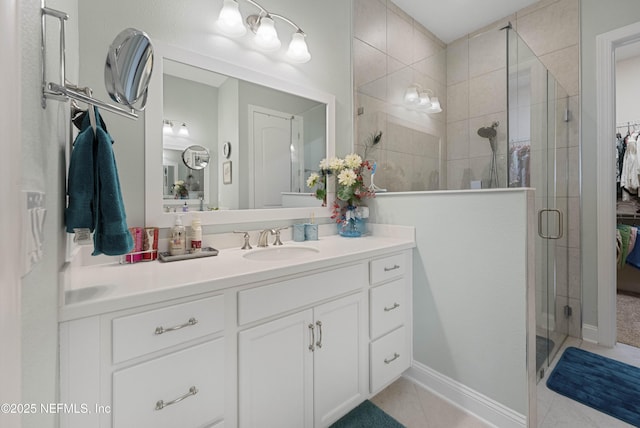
[
  {"x1": 354, "y1": 16, "x2": 573, "y2": 382},
  {"x1": 506, "y1": 27, "x2": 571, "y2": 381}
]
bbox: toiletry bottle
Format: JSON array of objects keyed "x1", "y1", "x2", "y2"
[
  {"x1": 190, "y1": 216, "x2": 202, "y2": 253},
  {"x1": 182, "y1": 202, "x2": 189, "y2": 212},
  {"x1": 169, "y1": 215, "x2": 186, "y2": 256}
]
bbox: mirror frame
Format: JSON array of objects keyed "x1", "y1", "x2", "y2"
[{"x1": 145, "y1": 42, "x2": 336, "y2": 228}]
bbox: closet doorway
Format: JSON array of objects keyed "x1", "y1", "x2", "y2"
[
  {"x1": 614, "y1": 40, "x2": 640, "y2": 350},
  {"x1": 595, "y1": 20, "x2": 640, "y2": 348}
]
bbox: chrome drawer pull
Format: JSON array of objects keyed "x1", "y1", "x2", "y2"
[
  {"x1": 155, "y1": 386, "x2": 198, "y2": 410},
  {"x1": 154, "y1": 317, "x2": 198, "y2": 335},
  {"x1": 384, "y1": 353, "x2": 400, "y2": 364},
  {"x1": 316, "y1": 321, "x2": 323, "y2": 348},
  {"x1": 384, "y1": 303, "x2": 400, "y2": 312},
  {"x1": 384, "y1": 264, "x2": 400, "y2": 272},
  {"x1": 308, "y1": 324, "x2": 315, "y2": 351}
]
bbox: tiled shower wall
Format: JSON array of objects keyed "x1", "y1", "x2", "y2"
[
  {"x1": 353, "y1": 0, "x2": 581, "y2": 338},
  {"x1": 353, "y1": 0, "x2": 447, "y2": 191}
]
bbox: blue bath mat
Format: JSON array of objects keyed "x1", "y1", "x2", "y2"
[
  {"x1": 546, "y1": 346, "x2": 640, "y2": 426},
  {"x1": 330, "y1": 400, "x2": 404, "y2": 428}
]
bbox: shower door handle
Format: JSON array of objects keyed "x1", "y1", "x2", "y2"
[{"x1": 538, "y1": 209, "x2": 563, "y2": 240}]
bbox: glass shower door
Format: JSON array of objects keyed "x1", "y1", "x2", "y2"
[{"x1": 507, "y1": 28, "x2": 570, "y2": 381}]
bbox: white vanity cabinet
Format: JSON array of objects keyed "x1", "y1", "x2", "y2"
[
  {"x1": 59, "y1": 293, "x2": 226, "y2": 428},
  {"x1": 238, "y1": 292, "x2": 366, "y2": 428},
  {"x1": 237, "y1": 262, "x2": 368, "y2": 428},
  {"x1": 60, "y1": 236, "x2": 415, "y2": 428},
  {"x1": 368, "y1": 252, "x2": 412, "y2": 393}
]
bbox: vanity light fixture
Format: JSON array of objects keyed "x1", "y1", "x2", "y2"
[
  {"x1": 163, "y1": 119, "x2": 190, "y2": 136},
  {"x1": 215, "y1": 0, "x2": 311, "y2": 63},
  {"x1": 403, "y1": 83, "x2": 442, "y2": 114}
]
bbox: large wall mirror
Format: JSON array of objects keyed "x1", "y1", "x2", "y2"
[{"x1": 145, "y1": 43, "x2": 336, "y2": 227}]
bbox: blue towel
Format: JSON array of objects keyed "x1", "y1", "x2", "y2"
[
  {"x1": 627, "y1": 228, "x2": 640, "y2": 269},
  {"x1": 66, "y1": 108, "x2": 133, "y2": 256}
]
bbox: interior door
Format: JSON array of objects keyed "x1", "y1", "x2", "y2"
[{"x1": 252, "y1": 110, "x2": 292, "y2": 209}]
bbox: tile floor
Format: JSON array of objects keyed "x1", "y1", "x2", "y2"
[{"x1": 372, "y1": 337, "x2": 640, "y2": 427}]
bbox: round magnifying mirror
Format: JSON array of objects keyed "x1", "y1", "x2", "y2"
[
  {"x1": 104, "y1": 28, "x2": 154, "y2": 111},
  {"x1": 182, "y1": 145, "x2": 210, "y2": 170}
]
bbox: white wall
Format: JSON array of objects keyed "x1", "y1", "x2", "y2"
[
  {"x1": 21, "y1": 0, "x2": 80, "y2": 427},
  {"x1": 616, "y1": 54, "x2": 640, "y2": 124},
  {"x1": 369, "y1": 189, "x2": 535, "y2": 420},
  {"x1": 581, "y1": 0, "x2": 640, "y2": 328},
  {"x1": 0, "y1": 0, "x2": 22, "y2": 427}
]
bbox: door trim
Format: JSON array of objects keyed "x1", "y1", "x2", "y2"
[{"x1": 596, "y1": 20, "x2": 640, "y2": 347}]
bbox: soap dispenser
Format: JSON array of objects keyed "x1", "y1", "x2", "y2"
[{"x1": 169, "y1": 215, "x2": 186, "y2": 256}]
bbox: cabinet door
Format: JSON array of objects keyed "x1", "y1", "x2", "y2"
[
  {"x1": 313, "y1": 293, "x2": 367, "y2": 427},
  {"x1": 238, "y1": 309, "x2": 314, "y2": 428}
]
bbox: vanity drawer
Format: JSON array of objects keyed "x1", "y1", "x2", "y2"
[
  {"x1": 238, "y1": 263, "x2": 365, "y2": 325},
  {"x1": 370, "y1": 326, "x2": 409, "y2": 393},
  {"x1": 370, "y1": 253, "x2": 406, "y2": 285},
  {"x1": 113, "y1": 339, "x2": 224, "y2": 428},
  {"x1": 370, "y1": 279, "x2": 406, "y2": 340},
  {"x1": 112, "y1": 295, "x2": 224, "y2": 364}
]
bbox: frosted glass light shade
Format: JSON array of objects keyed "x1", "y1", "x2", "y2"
[
  {"x1": 286, "y1": 32, "x2": 311, "y2": 63},
  {"x1": 417, "y1": 91, "x2": 432, "y2": 108},
  {"x1": 163, "y1": 120, "x2": 173, "y2": 134},
  {"x1": 426, "y1": 97, "x2": 442, "y2": 113},
  {"x1": 216, "y1": 0, "x2": 247, "y2": 38},
  {"x1": 254, "y1": 16, "x2": 281, "y2": 52},
  {"x1": 179, "y1": 123, "x2": 190, "y2": 136},
  {"x1": 404, "y1": 85, "x2": 420, "y2": 104}
]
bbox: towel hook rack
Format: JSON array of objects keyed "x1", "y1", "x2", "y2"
[{"x1": 41, "y1": 7, "x2": 139, "y2": 120}]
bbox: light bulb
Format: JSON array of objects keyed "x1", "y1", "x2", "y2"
[
  {"x1": 216, "y1": 0, "x2": 246, "y2": 38},
  {"x1": 254, "y1": 16, "x2": 281, "y2": 52},
  {"x1": 404, "y1": 85, "x2": 420, "y2": 104},
  {"x1": 179, "y1": 123, "x2": 189, "y2": 136},
  {"x1": 426, "y1": 97, "x2": 442, "y2": 113},
  {"x1": 417, "y1": 91, "x2": 432, "y2": 108},
  {"x1": 163, "y1": 120, "x2": 173, "y2": 134},
  {"x1": 286, "y1": 31, "x2": 311, "y2": 63}
]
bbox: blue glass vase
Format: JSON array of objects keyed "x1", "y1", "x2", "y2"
[{"x1": 338, "y1": 206, "x2": 367, "y2": 237}]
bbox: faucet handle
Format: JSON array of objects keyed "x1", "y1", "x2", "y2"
[
  {"x1": 233, "y1": 231, "x2": 252, "y2": 250},
  {"x1": 272, "y1": 227, "x2": 288, "y2": 246}
]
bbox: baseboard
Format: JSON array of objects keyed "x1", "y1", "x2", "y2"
[
  {"x1": 405, "y1": 361, "x2": 527, "y2": 428},
  {"x1": 582, "y1": 323, "x2": 598, "y2": 343}
]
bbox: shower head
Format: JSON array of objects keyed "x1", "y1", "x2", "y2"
[
  {"x1": 477, "y1": 121, "x2": 499, "y2": 153},
  {"x1": 477, "y1": 121, "x2": 499, "y2": 139}
]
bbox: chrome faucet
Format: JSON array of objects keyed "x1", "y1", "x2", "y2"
[{"x1": 257, "y1": 229, "x2": 274, "y2": 247}]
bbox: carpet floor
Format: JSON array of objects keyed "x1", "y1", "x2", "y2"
[
  {"x1": 330, "y1": 400, "x2": 404, "y2": 428},
  {"x1": 617, "y1": 292, "x2": 640, "y2": 348},
  {"x1": 547, "y1": 346, "x2": 640, "y2": 426}
]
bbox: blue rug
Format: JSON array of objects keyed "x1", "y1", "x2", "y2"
[
  {"x1": 330, "y1": 400, "x2": 404, "y2": 428},
  {"x1": 546, "y1": 347, "x2": 640, "y2": 426}
]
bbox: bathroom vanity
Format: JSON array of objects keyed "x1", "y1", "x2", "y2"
[{"x1": 59, "y1": 226, "x2": 415, "y2": 428}]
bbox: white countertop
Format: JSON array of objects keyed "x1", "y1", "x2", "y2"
[{"x1": 60, "y1": 225, "x2": 415, "y2": 321}]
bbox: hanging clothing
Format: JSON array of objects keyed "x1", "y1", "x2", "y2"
[
  {"x1": 65, "y1": 108, "x2": 133, "y2": 256},
  {"x1": 621, "y1": 134, "x2": 640, "y2": 194}
]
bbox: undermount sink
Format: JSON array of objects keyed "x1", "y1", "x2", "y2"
[{"x1": 242, "y1": 245, "x2": 319, "y2": 261}]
